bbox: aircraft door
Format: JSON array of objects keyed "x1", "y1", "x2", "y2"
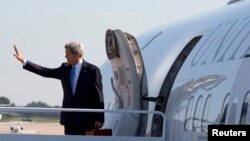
[{"x1": 105, "y1": 29, "x2": 148, "y2": 136}]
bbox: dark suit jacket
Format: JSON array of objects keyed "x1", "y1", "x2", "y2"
[{"x1": 23, "y1": 59, "x2": 104, "y2": 130}]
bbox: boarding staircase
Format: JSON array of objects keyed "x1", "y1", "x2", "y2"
[{"x1": 0, "y1": 107, "x2": 166, "y2": 141}]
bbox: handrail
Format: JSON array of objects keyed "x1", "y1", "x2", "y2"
[{"x1": 0, "y1": 107, "x2": 166, "y2": 140}]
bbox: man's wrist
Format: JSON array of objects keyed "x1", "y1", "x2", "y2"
[{"x1": 22, "y1": 59, "x2": 27, "y2": 66}]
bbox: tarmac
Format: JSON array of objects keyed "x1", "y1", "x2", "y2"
[{"x1": 0, "y1": 121, "x2": 64, "y2": 135}]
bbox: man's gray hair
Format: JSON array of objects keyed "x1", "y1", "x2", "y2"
[{"x1": 64, "y1": 41, "x2": 84, "y2": 56}]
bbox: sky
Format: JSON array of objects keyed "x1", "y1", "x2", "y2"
[{"x1": 0, "y1": 0, "x2": 229, "y2": 106}]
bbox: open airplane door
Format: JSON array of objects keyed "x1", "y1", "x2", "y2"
[{"x1": 105, "y1": 29, "x2": 148, "y2": 136}]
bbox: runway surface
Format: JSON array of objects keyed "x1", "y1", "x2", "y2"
[{"x1": 0, "y1": 121, "x2": 64, "y2": 135}]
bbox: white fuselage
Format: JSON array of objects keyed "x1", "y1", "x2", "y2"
[
  {"x1": 103, "y1": 1, "x2": 250, "y2": 140},
  {"x1": 1, "y1": 1, "x2": 250, "y2": 141}
]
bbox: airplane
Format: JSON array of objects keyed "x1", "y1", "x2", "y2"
[
  {"x1": 1, "y1": 0, "x2": 250, "y2": 140},
  {"x1": 10, "y1": 123, "x2": 24, "y2": 134},
  {"x1": 9, "y1": 122, "x2": 39, "y2": 134},
  {"x1": 102, "y1": 0, "x2": 250, "y2": 140},
  {"x1": 0, "y1": 115, "x2": 38, "y2": 134}
]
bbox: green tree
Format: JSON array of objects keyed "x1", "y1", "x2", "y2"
[
  {"x1": 24, "y1": 101, "x2": 59, "y2": 120},
  {"x1": 26, "y1": 101, "x2": 51, "y2": 108},
  {"x1": 0, "y1": 96, "x2": 10, "y2": 104}
]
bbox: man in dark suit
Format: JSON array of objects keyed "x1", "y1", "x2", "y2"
[{"x1": 13, "y1": 41, "x2": 104, "y2": 135}]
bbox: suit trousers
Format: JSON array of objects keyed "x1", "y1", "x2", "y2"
[{"x1": 64, "y1": 114, "x2": 86, "y2": 135}]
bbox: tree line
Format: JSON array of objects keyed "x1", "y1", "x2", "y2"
[
  {"x1": 0, "y1": 96, "x2": 60, "y2": 108},
  {"x1": 0, "y1": 96, "x2": 60, "y2": 122}
]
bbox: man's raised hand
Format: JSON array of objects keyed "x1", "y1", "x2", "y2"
[{"x1": 13, "y1": 45, "x2": 24, "y2": 63}]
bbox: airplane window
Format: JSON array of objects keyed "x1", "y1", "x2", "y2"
[
  {"x1": 228, "y1": 103, "x2": 237, "y2": 123},
  {"x1": 201, "y1": 95, "x2": 211, "y2": 132},
  {"x1": 240, "y1": 93, "x2": 250, "y2": 124},
  {"x1": 192, "y1": 96, "x2": 203, "y2": 132},
  {"x1": 220, "y1": 94, "x2": 230, "y2": 124},
  {"x1": 240, "y1": 103, "x2": 248, "y2": 124},
  {"x1": 245, "y1": 105, "x2": 250, "y2": 124},
  {"x1": 184, "y1": 96, "x2": 194, "y2": 131}
]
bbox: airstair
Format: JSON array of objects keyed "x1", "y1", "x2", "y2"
[{"x1": 0, "y1": 107, "x2": 166, "y2": 141}]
